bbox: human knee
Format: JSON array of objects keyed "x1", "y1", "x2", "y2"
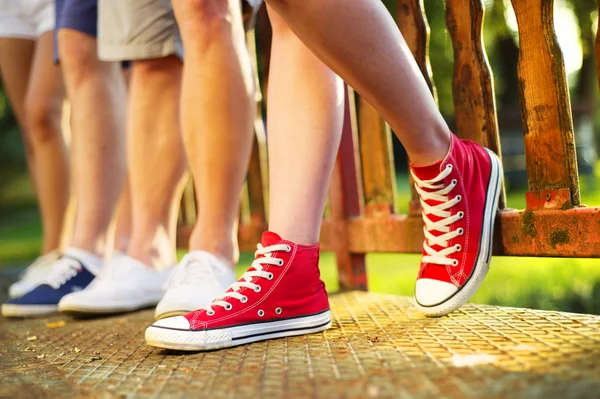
[
  {"x1": 57, "y1": 30, "x2": 101, "y2": 85},
  {"x1": 132, "y1": 56, "x2": 182, "y2": 78},
  {"x1": 174, "y1": 0, "x2": 236, "y2": 42},
  {"x1": 23, "y1": 93, "x2": 62, "y2": 145}
]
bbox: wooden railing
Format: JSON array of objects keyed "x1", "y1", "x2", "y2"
[{"x1": 178, "y1": 0, "x2": 600, "y2": 291}]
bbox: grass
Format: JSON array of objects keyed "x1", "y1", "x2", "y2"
[{"x1": 2, "y1": 165, "x2": 600, "y2": 315}]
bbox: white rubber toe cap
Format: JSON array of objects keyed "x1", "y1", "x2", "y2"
[
  {"x1": 415, "y1": 278, "x2": 459, "y2": 307},
  {"x1": 152, "y1": 316, "x2": 191, "y2": 330}
]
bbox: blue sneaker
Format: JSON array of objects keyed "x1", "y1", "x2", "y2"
[{"x1": 2, "y1": 248, "x2": 102, "y2": 317}]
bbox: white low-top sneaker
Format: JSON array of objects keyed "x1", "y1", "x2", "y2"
[
  {"x1": 9, "y1": 250, "x2": 61, "y2": 298},
  {"x1": 58, "y1": 254, "x2": 173, "y2": 316},
  {"x1": 154, "y1": 251, "x2": 236, "y2": 320}
]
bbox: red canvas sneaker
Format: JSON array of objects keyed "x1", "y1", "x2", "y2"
[
  {"x1": 145, "y1": 232, "x2": 331, "y2": 351},
  {"x1": 411, "y1": 134, "x2": 502, "y2": 316}
]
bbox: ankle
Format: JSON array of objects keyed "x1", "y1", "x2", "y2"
[
  {"x1": 264, "y1": 226, "x2": 319, "y2": 246},
  {"x1": 408, "y1": 128, "x2": 452, "y2": 167},
  {"x1": 69, "y1": 236, "x2": 106, "y2": 259},
  {"x1": 113, "y1": 235, "x2": 130, "y2": 254},
  {"x1": 127, "y1": 239, "x2": 177, "y2": 269},
  {"x1": 189, "y1": 229, "x2": 238, "y2": 267}
]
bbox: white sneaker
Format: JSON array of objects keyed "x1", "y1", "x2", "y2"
[
  {"x1": 58, "y1": 254, "x2": 173, "y2": 316},
  {"x1": 155, "y1": 251, "x2": 236, "y2": 320},
  {"x1": 9, "y1": 250, "x2": 61, "y2": 298}
]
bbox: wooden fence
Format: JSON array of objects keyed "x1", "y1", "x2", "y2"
[{"x1": 178, "y1": 0, "x2": 600, "y2": 291}]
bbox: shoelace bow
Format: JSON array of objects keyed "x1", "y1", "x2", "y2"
[
  {"x1": 411, "y1": 164, "x2": 464, "y2": 267},
  {"x1": 164, "y1": 256, "x2": 217, "y2": 289},
  {"x1": 202, "y1": 243, "x2": 291, "y2": 315},
  {"x1": 21, "y1": 251, "x2": 58, "y2": 279},
  {"x1": 43, "y1": 257, "x2": 83, "y2": 289}
]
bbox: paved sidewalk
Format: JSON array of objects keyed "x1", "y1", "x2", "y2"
[{"x1": 1, "y1": 286, "x2": 600, "y2": 399}]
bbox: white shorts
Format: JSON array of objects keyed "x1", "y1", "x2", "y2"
[{"x1": 0, "y1": 0, "x2": 55, "y2": 39}]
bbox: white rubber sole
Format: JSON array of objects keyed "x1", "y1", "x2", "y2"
[
  {"x1": 2, "y1": 303, "x2": 58, "y2": 317},
  {"x1": 58, "y1": 298, "x2": 160, "y2": 316},
  {"x1": 146, "y1": 310, "x2": 332, "y2": 351},
  {"x1": 415, "y1": 149, "x2": 503, "y2": 317}
]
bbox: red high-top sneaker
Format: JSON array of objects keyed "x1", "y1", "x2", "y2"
[
  {"x1": 145, "y1": 232, "x2": 331, "y2": 351},
  {"x1": 411, "y1": 134, "x2": 502, "y2": 317}
]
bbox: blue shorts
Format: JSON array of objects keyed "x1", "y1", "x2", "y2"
[{"x1": 53, "y1": 0, "x2": 97, "y2": 62}]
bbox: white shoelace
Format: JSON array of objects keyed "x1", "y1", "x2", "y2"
[
  {"x1": 43, "y1": 257, "x2": 83, "y2": 289},
  {"x1": 202, "y1": 243, "x2": 291, "y2": 315},
  {"x1": 20, "y1": 251, "x2": 60, "y2": 279},
  {"x1": 411, "y1": 164, "x2": 464, "y2": 267}
]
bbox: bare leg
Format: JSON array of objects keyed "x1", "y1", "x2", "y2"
[
  {"x1": 172, "y1": 0, "x2": 255, "y2": 265},
  {"x1": 113, "y1": 177, "x2": 132, "y2": 254},
  {"x1": 0, "y1": 33, "x2": 69, "y2": 254},
  {"x1": 0, "y1": 38, "x2": 33, "y2": 129},
  {"x1": 24, "y1": 32, "x2": 69, "y2": 253},
  {"x1": 58, "y1": 29, "x2": 127, "y2": 257},
  {"x1": 266, "y1": 7, "x2": 344, "y2": 244},
  {"x1": 264, "y1": 0, "x2": 450, "y2": 165},
  {"x1": 126, "y1": 57, "x2": 188, "y2": 269}
]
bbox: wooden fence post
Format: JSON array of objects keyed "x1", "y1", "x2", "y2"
[
  {"x1": 239, "y1": 29, "x2": 269, "y2": 249},
  {"x1": 510, "y1": 0, "x2": 580, "y2": 208},
  {"x1": 357, "y1": 96, "x2": 397, "y2": 217},
  {"x1": 329, "y1": 87, "x2": 368, "y2": 291},
  {"x1": 446, "y1": 0, "x2": 506, "y2": 209}
]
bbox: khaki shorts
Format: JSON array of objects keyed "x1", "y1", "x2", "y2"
[{"x1": 98, "y1": 0, "x2": 262, "y2": 62}]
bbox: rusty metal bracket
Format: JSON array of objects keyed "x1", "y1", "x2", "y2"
[{"x1": 525, "y1": 188, "x2": 572, "y2": 211}]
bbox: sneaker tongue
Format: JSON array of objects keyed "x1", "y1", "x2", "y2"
[
  {"x1": 410, "y1": 160, "x2": 444, "y2": 181},
  {"x1": 261, "y1": 231, "x2": 283, "y2": 247},
  {"x1": 411, "y1": 160, "x2": 451, "y2": 254}
]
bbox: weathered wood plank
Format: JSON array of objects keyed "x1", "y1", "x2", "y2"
[
  {"x1": 180, "y1": 207, "x2": 600, "y2": 258},
  {"x1": 245, "y1": 31, "x2": 269, "y2": 228},
  {"x1": 446, "y1": 0, "x2": 506, "y2": 209},
  {"x1": 357, "y1": 95, "x2": 397, "y2": 217},
  {"x1": 178, "y1": 177, "x2": 197, "y2": 228},
  {"x1": 246, "y1": 128, "x2": 268, "y2": 225},
  {"x1": 510, "y1": 0, "x2": 580, "y2": 206},
  {"x1": 329, "y1": 96, "x2": 368, "y2": 290}
]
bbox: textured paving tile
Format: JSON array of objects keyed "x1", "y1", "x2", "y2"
[{"x1": 1, "y1": 292, "x2": 600, "y2": 399}]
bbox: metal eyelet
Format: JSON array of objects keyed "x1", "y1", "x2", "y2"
[
  {"x1": 455, "y1": 244, "x2": 462, "y2": 251},
  {"x1": 254, "y1": 285, "x2": 262, "y2": 293},
  {"x1": 206, "y1": 309, "x2": 215, "y2": 316},
  {"x1": 458, "y1": 211, "x2": 465, "y2": 219},
  {"x1": 447, "y1": 164, "x2": 454, "y2": 171},
  {"x1": 258, "y1": 309, "x2": 265, "y2": 317},
  {"x1": 275, "y1": 307, "x2": 282, "y2": 315},
  {"x1": 455, "y1": 195, "x2": 462, "y2": 202},
  {"x1": 452, "y1": 259, "x2": 459, "y2": 266},
  {"x1": 225, "y1": 303, "x2": 233, "y2": 311},
  {"x1": 451, "y1": 179, "x2": 457, "y2": 186},
  {"x1": 267, "y1": 272, "x2": 274, "y2": 280},
  {"x1": 284, "y1": 245, "x2": 292, "y2": 252},
  {"x1": 458, "y1": 228, "x2": 464, "y2": 235},
  {"x1": 240, "y1": 296, "x2": 248, "y2": 303},
  {"x1": 277, "y1": 259, "x2": 284, "y2": 266}
]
